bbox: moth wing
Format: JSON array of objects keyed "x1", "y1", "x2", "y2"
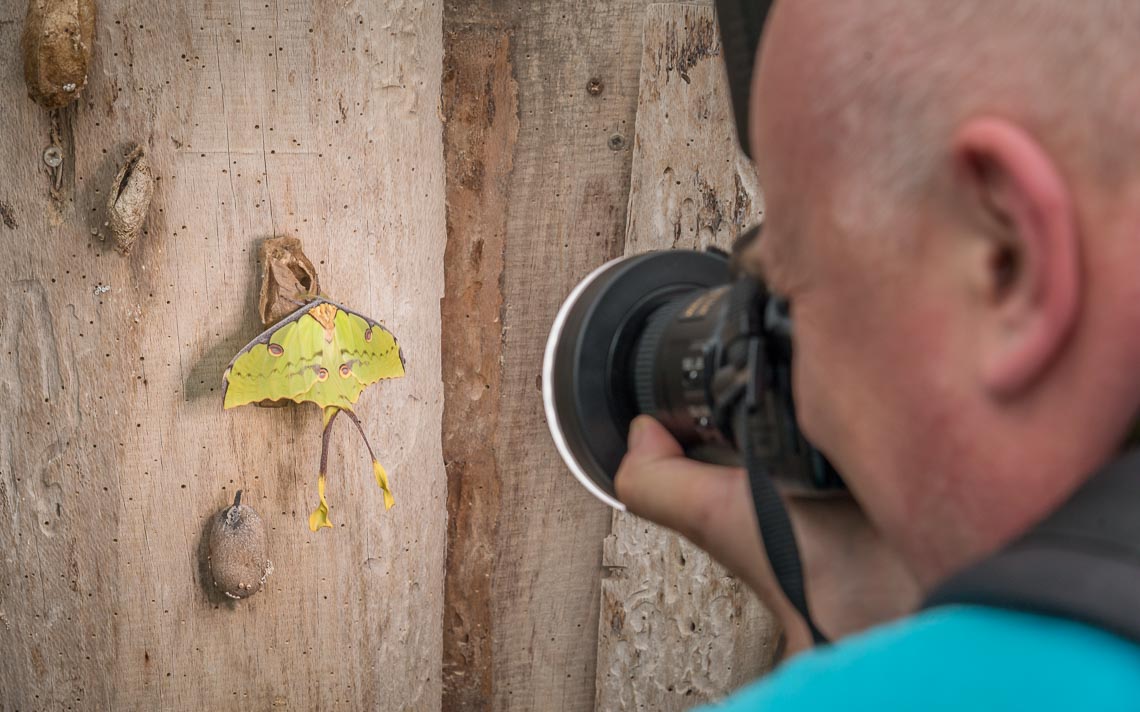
[
  {"x1": 335, "y1": 308, "x2": 405, "y2": 387},
  {"x1": 222, "y1": 311, "x2": 326, "y2": 409}
]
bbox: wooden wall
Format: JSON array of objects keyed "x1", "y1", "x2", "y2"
[
  {"x1": 1, "y1": 1, "x2": 778, "y2": 709},
  {"x1": 597, "y1": 6, "x2": 778, "y2": 710},
  {"x1": 441, "y1": 2, "x2": 779, "y2": 710},
  {"x1": 441, "y1": 0, "x2": 651, "y2": 707},
  {"x1": 0, "y1": 0, "x2": 446, "y2": 709}
]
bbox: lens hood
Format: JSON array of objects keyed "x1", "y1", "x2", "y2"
[{"x1": 542, "y1": 250, "x2": 731, "y2": 509}]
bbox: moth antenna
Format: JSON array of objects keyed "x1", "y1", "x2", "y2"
[{"x1": 233, "y1": 490, "x2": 243, "y2": 507}]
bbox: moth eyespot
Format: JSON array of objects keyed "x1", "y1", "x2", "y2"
[
  {"x1": 268, "y1": 343, "x2": 284, "y2": 357},
  {"x1": 339, "y1": 364, "x2": 352, "y2": 378},
  {"x1": 316, "y1": 367, "x2": 329, "y2": 381},
  {"x1": 364, "y1": 328, "x2": 373, "y2": 342}
]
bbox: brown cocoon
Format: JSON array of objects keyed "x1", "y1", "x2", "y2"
[
  {"x1": 259, "y1": 235, "x2": 321, "y2": 326},
  {"x1": 107, "y1": 145, "x2": 155, "y2": 254},
  {"x1": 21, "y1": 0, "x2": 96, "y2": 109},
  {"x1": 207, "y1": 491, "x2": 271, "y2": 600}
]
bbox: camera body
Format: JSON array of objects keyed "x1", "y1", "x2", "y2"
[{"x1": 543, "y1": 248, "x2": 842, "y2": 510}]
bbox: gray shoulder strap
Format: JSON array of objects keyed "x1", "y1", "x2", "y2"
[{"x1": 925, "y1": 449, "x2": 1140, "y2": 643}]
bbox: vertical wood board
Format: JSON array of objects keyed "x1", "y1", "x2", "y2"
[
  {"x1": 596, "y1": 5, "x2": 779, "y2": 710},
  {"x1": 440, "y1": 16, "x2": 518, "y2": 711},
  {"x1": 0, "y1": 1, "x2": 446, "y2": 709},
  {"x1": 486, "y1": 1, "x2": 657, "y2": 709}
]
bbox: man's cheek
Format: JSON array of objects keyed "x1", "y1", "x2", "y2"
[{"x1": 791, "y1": 342, "x2": 832, "y2": 450}]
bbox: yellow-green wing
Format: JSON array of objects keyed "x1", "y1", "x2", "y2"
[
  {"x1": 222, "y1": 306, "x2": 327, "y2": 409},
  {"x1": 333, "y1": 306, "x2": 404, "y2": 386},
  {"x1": 222, "y1": 298, "x2": 405, "y2": 411}
]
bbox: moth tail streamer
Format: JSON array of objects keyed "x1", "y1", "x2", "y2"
[
  {"x1": 309, "y1": 473, "x2": 333, "y2": 532},
  {"x1": 342, "y1": 409, "x2": 396, "y2": 510},
  {"x1": 309, "y1": 407, "x2": 341, "y2": 532},
  {"x1": 372, "y1": 460, "x2": 395, "y2": 510}
]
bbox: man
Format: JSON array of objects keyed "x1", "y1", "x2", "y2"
[{"x1": 615, "y1": 1, "x2": 1140, "y2": 708}]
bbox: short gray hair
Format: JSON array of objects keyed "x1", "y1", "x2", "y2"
[{"x1": 804, "y1": 0, "x2": 1140, "y2": 227}]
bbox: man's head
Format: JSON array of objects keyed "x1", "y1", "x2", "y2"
[{"x1": 747, "y1": 0, "x2": 1140, "y2": 586}]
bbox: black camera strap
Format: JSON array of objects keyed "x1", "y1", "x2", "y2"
[
  {"x1": 735, "y1": 404, "x2": 829, "y2": 645},
  {"x1": 714, "y1": 0, "x2": 775, "y2": 159},
  {"x1": 714, "y1": 0, "x2": 831, "y2": 644},
  {"x1": 720, "y1": 277, "x2": 829, "y2": 645},
  {"x1": 729, "y1": 380, "x2": 829, "y2": 647}
]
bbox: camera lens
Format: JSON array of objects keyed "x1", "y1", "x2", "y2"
[
  {"x1": 630, "y1": 287, "x2": 735, "y2": 452},
  {"x1": 631, "y1": 277, "x2": 844, "y2": 493},
  {"x1": 543, "y1": 249, "x2": 842, "y2": 510},
  {"x1": 543, "y1": 250, "x2": 731, "y2": 508}
]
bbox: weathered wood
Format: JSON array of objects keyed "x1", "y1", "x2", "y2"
[
  {"x1": 596, "y1": 5, "x2": 779, "y2": 709},
  {"x1": 0, "y1": 1, "x2": 446, "y2": 709},
  {"x1": 442, "y1": 1, "x2": 664, "y2": 709},
  {"x1": 438, "y1": 2, "x2": 658, "y2": 710},
  {"x1": 440, "y1": 19, "x2": 517, "y2": 711},
  {"x1": 488, "y1": 2, "x2": 667, "y2": 709}
]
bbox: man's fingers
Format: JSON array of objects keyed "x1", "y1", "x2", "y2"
[
  {"x1": 612, "y1": 415, "x2": 819, "y2": 648},
  {"x1": 615, "y1": 416, "x2": 740, "y2": 542},
  {"x1": 625, "y1": 415, "x2": 684, "y2": 461}
]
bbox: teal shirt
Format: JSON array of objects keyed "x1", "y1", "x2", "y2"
[{"x1": 698, "y1": 605, "x2": 1140, "y2": 711}]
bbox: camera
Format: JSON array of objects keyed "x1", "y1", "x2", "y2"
[{"x1": 542, "y1": 243, "x2": 843, "y2": 510}]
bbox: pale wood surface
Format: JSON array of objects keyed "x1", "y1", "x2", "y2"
[
  {"x1": 596, "y1": 5, "x2": 780, "y2": 710},
  {"x1": 433, "y1": 1, "x2": 663, "y2": 709},
  {"x1": 487, "y1": 2, "x2": 660, "y2": 709},
  {"x1": 0, "y1": 1, "x2": 446, "y2": 709},
  {"x1": 2, "y1": 2, "x2": 781, "y2": 710}
]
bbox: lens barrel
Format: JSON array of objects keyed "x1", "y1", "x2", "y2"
[
  {"x1": 631, "y1": 287, "x2": 736, "y2": 454},
  {"x1": 543, "y1": 249, "x2": 842, "y2": 510},
  {"x1": 631, "y1": 276, "x2": 845, "y2": 493}
]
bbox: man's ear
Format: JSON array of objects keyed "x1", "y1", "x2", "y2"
[{"x1": 952, "y1": 118, "x2": 1081, "y2": 397}]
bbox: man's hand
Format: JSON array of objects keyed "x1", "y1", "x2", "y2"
[{"x1": 614, "y1": 416, "x2": 921, "y2": 654}]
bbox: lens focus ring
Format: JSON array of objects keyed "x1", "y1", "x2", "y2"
[{"x1": 631, "y1": 299, "x2": 687, "y2": 417}]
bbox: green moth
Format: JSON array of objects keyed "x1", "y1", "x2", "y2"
[{"x1": 222, "y1": 297, "x2": 406, "y2": 531}]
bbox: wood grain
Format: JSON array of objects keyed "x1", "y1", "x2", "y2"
[
  {"x1": 440, "y1": 20, "x2": 517, "y2": 711},
  {"x1": 595, "y1": 5, "x2": 780, "y2": 710},
  {"x1": 0, "y1": 1, "x2": 446, "y2": 709},
  {"x1": 487, "y1": 2, "x2": 658, "y2": 709},
  {"x1": 438, "y1": 1, "x2": 662, "y2": 709}
]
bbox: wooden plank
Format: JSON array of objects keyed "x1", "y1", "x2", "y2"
[
  {"x1": 490, "y1": 8, "x2": 645, "y2": 712},
  {"x1": 596, "y1": 5, "x2": 780, "y2": 710},
  {"x1": 479, "y1": 1, "x2": 658, "y2": 710},
  {"x1": 0, "y1": 1, "x2": 446, "y2": 709},
  {"x1": 440, "y1": 16, "x2": 517, "y2": 711}
]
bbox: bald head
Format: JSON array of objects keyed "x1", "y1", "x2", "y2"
[
  {"x1": 762, "y1": 1, "x2": 1140, "y2": 225},
  {"x1": 747, "y1": 1, "x2": 1140, "y2": 584}
]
